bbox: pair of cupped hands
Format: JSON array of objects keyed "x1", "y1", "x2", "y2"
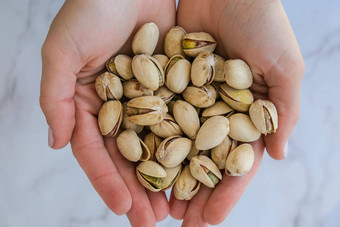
[{"x1": 40, "y1": 0, "x2": 304, "y2": 226}]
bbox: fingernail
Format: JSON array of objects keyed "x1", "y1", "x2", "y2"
[
  {"x1": 48, "y1": 126, "x2": 54, "y2": 147},
  {"x1": 283, "y1": 141, "x2": 288, "y2": 159}
]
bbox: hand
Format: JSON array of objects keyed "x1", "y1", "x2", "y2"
[
  {"x1": 39, "y1": 0, "x2": 175, "y2": 226},
  {"x1": 172, "y1": 0, "x2": 305, "y2": 225}
]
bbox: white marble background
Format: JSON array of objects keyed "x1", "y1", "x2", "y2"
[{"x1": 1, "y1": 0, "x2": 340, "y2": 226}]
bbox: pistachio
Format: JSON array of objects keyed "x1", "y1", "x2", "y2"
[
  {"x1": 189, "y1": 155, "x2": 222, "y2": 188},
  {"x1": 164, "y1": 55, "x2": 191, "y2": 93},
  {"x1": 187, "y1": 141, "x2": 211, "y2": 161},
  {"x1": 132, "y1": 22, "x2": 159, "y2": 55},
  {"x1": 126, "y1": 96, "x2": 168, "y2": 126},
  {"x1": 224, "y1": 59, "x2": 253, "y2": 89},
  {"x1": 121, "y1": 102, "x2": 144, "y2": 133},
  {"x1": 106, "y1": 55, "x2": 134, "y2": 80},
  {"x1": 201, "y1": 101, "x2": 235, "y2": 119},
  {"x1": 219, "y1": 83, "x2": 254, "y2": 112},
  {"x1": 164, "y1": 26, "x2": 187, "y2": 58},
  {"x1": 195, "y1": 116, "x2": 230, "y2": 150},
  {"x1": 191, "y1": 52, "x2": 215, "y2": 86},
  {"x1": 213, "y1": 54, "x2": 225, "y2": 82},
  {"x1": 228, "y1": 113, "x2": 261, "y2": 142},
  {"x1": 117, "y1": 129, "x2": 151, "y2": 162},
  {"x1": 249, "y1": 99, "x2": 278, "y2": 135},
  {"x1": 152, "y1": 54, "x2": 169, "y2": 70},
  {"x1": 182, "y1": 85, "x2": 217, "y2": 108},
  {"x1": 95, "y1": 72, "x2": 123, "y2": 101},
  {"x1": 211, "y1": 136, "x2": 237, "y2": 169},
  {"x1": 136, "y1": 161, "x2": 166, "y2": 192},
  {"x1": 156, "y1": 136, "x2": 192, "y2": 168},
  {"x1": 225, "y1": 144, "x2": 254, "y2": 176},
  {"x1": 143, "y1": 132, "x2": 162, "y2": 161},
  {"x1": 123, "y1": 79, "x2": 153, "y2": 99},
  {"x1": 162, "y1": 164, "x2": 182, "y2": 191},
  {"x1": 182, "y1": 32, "x2": 217, "y2": 57},
  {"x1": 132, "y1": 54, "x2": 165, "y2": 91},
  {"x1": 154, "y1": 86, "x2": 175, "y2": 104},
  {"x1": 98, "y1": 100, "x2": 123, "y2": 137},
  {"x1": 174, "y1": 165, "x2": 201, "y2": 200},
  {"x1": 173, "y1": 100, "x2": 200, "y2": 139},
  {"x1": 150, "y1": 114, "x2": 183, "y2": 138}
]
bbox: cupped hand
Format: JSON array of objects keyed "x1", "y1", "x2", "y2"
[
  {"x1": 39, "y1": 0, "x2": 175, "y2": 226},
  {"x1": 173, "y1": 0, "x2": 305, "y2": 225}
]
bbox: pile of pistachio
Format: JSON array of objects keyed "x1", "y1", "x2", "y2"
[{"x1": 95, "y1": 23, "x2": 278, "y2": 200}]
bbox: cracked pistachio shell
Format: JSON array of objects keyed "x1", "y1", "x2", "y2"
[
  {"x1": 156, "y1": 136, "x2": 192, "y2": 168},
  {"x1": 106, "y1": 55, "x2": 134, "y2": 80},
  {"x1": 228, "y1": 113, "x2": 261, "y2": 142},
  {"x1": 126, "y1": 96, "x2": 168, "y2": 126},
  {"x1": 143, "y1": 132, "x2": 162, "y2": 161},
  {"x1": 225, "y1": 144, "x2": 254, "y2": 176},
  {"x1": 191, "y1": 52, "x2": 215, "y2": 86},
  {"x1": 150, "y1": 114, "x2": 183, "y2": 138},
  {"x1": 121, "y1": 102, "x2": 144, "y2": 133},
  {"x1": 132, "y1": 54, "x2": 165, "y2": 91},
  {"x1": 132, "y1": 22, "x2": 159, "y2": 55},
  {"x1": 183, "y1": 85, "x2": 217, "y2": 108},
  {"x1": 190, "y1": 155, "x2": 222, "y2": 188},
  {"x1": 164, "y1": 26, "x2": 187, "y2": 58},
  {"x1": 95, "y1": 72, "x2": 123, "y2": 101},
  {"x1": 224, "y1": 59, "x2": 253, "y2": 89},
  {"x1": 219, "y1": 83, "x2": 254, "y2": 112},
  {"x1": 117, "y1": 129, "x2": 150, "y2": 162},
  {"x1": 123, "y1": 79, "x2": 153, "y2": 99},
  {"x1": 182, "y1": 32, "x2": 217, "y2": 57},
  {"x1": 98, "y1": 100, "x2": 123, "y2": 137},
  {"x1": 211, "y1": 136, "x2": 237, "y2": 169},
  {"x1": 152, "y1": 54, "x2": 169, "y2": 70},
  {"x1": 174, "y1": 165, "x2": 201, "y2": 200},
  {"x1": 136, "y1": 161, "x2": 166, "y2": 192},
  {"x1": 173, "y1": 100, "x2": 200, "y2": 139},
  {"x1": 186, "y1": 140, "x2": 211, "y2": 161},
  {"x1": 195, "y1": 116, "x2": 230, "y2": 150},
  {"x1": 164, "y1": 55, "x2": 191, "y2": 93},
  {"x1": 213, "y1": 54, "x2": 225, "y2": 82},
  {"x1": 162, "y1": 164, "x2": 182, "y2": 191},
  {"x1": 249, "y1": 99, "x2": 278, "y2": 135},
  {"x1": 155, "y1": 86, "x2": 175, "y2": 104}
]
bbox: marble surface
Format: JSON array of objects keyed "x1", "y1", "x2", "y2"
[{"x1": 1, "y1": 0, "x2": 340, "y2": 226}]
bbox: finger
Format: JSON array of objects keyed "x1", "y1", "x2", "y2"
[
  {"x1": 146, "y1": 190, "x2": 169, "y2": 222},
  {"x1": 105, "y1": 137, "x2": 156, "y2": 227},
  {"x1": 71, "y1": 109, "x2": 131, "y2": 215},
  {"x1": 169, "y1": 190, "x2": 189, "y2": 220},
  {"x1": 203, "y1": 140, "x2": 265, "y2": 225},
  {"x1": 182, "y1": 186, "x2": 212, "y2": 227}
]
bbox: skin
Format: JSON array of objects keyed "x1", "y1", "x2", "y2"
[{"x1": 40, "y1": 0, "x2": 304, "y2": 226}]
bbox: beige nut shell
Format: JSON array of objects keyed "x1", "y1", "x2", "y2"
[
  {"x1": 228, "y1": 113, "x2": 261, "y2": 142},
  {"x1": 225, "y1": 144, "x2": 254, "y2": 176},
  {"x1": 98, "y1": 100, "x2": 123, "y2": 137},
  {"x1": 173, "y1": 100, "x2": 200, "y2": 139},
  {"x1": 164, "y1": 26, "x2": 187, "y2": 58},
  {"x1": 219, "y1": 83, "x2": 254, "y2": 112},
  {"x1": 95, "y1": 72, "x2": 123, "y2": 101},
  {"x1": 191, "y1": 52, "x2": 215, "y2": 87},
  {"x1": 249, "y1": 99, "x2": 278, "y2": 135},
  {"x1": 136, "y1": 161, "x2": 166, "y2": 192},
  {"x1": 132, "y1": 22, "x2": 159, "y2": 55},
  {"x1": 182, "y1": 85, "x2": 217, "y2": 108},
  {"x1": 182, "y1": 32, "x2": 217, "y2": 57},
  {"x1": 174, "y1": 165, "x2": 201, "y2": 200},
  {"x1": 224, "y1": 59, "x2": 253, "y2": 89},
  {"x1": 162, "y1": 164, "x2": 182, "y2": 191},
  {"x1": 164, "y1": 55, "x2": 191, "y2": 94}
]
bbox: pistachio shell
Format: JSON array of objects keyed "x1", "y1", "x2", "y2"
[
  {"x1": 143, "y1": 132, "x2": 162, "y2": 161},
  {"x1": 152, "y1": 54, "x2": 169, "y2": 70},
  {"x1": 150, "y1": 114, "x2": 183, "y2": 138},
  {"x1": 201, "y1": 101, "x2": 234, "y2": 118},
  {"x1": 195, "y1": 116, "x2": 230, "y2": 150},
  {"x1": 98, "y1": 100, "x2": 123, "y2": 137},
  {"x1": 123, "y1": 79, "x2": 153, "y2": 99},
  {"x1": 121, "y1": 102, "x2": 144, "y2": 134},
  {"x1": 228, "y1": 113, "x2": 261, "y2": 142},
  {"x1": 136, "y1": 161, "x2": 166, "y2": 192},
  {"x1": 182, "y1": 32, "x2": 217, "y2": 57},
  {"x1": 191, "y1": 52, "x2": 215, "y2": 86},
  {"x1": 189, "y1": 155, "x2": 222, "y2": 188},
  {"x1": 156, "y1": 136, "x2": 192, "y2": 168},
  {"x1": 249, "y1": 99, "x2": 278, "y2": 135},
  {"x1": 213, "y1": 54, "x2": 225, "y2": 82},
  {"x1": 224, "y1": 59, "x2": 253, "y2": 89},
  {"x1": 186, "y1": 140, "x2": 211, "y2": 161},
  {"x1": 95, "y1": 72, "x2": 123, "y2": 101},
  {"x1": 154, "y1": 86, "x2": 175, "y2": 104},
  {"x1": 132, "y1": 22, "x2": 159, "y2": 55},
  {"x1": 219, "y1": 83, "x2": 254, "y2": 112},
  {"x1": 162, "y1": 164, "x2": 182, "y2": 191},
  {"x1": 126, "y1": 96, "x2": 168, "y2": 126},
  {"x1": 164, "y1": 55, "x2": 191, "y2": 93},
  {"x1": 106, "y1": 55, "x2": 134, "y2": 80},
  {"x1": 164, "y1": 26, "x2": 187, "y2": 58},
  {"x1": 173, "y1": 100, "x2": 200, "y2": 139},
  {"x1": 225, "y1": 144, "x2": 254, "y2": 176},
  {"x1": 182, "y1": 85, "x2": 217, "y2": 108},
  {"x1": 211, "y1": 136, "x2": 237, "y2": 169},
  {"x1": 174, "y1": 165, "x2": 201, "y2": 200},
  {"x1": 132, "y1": 54, "x2": 165, "y2": 91}
]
